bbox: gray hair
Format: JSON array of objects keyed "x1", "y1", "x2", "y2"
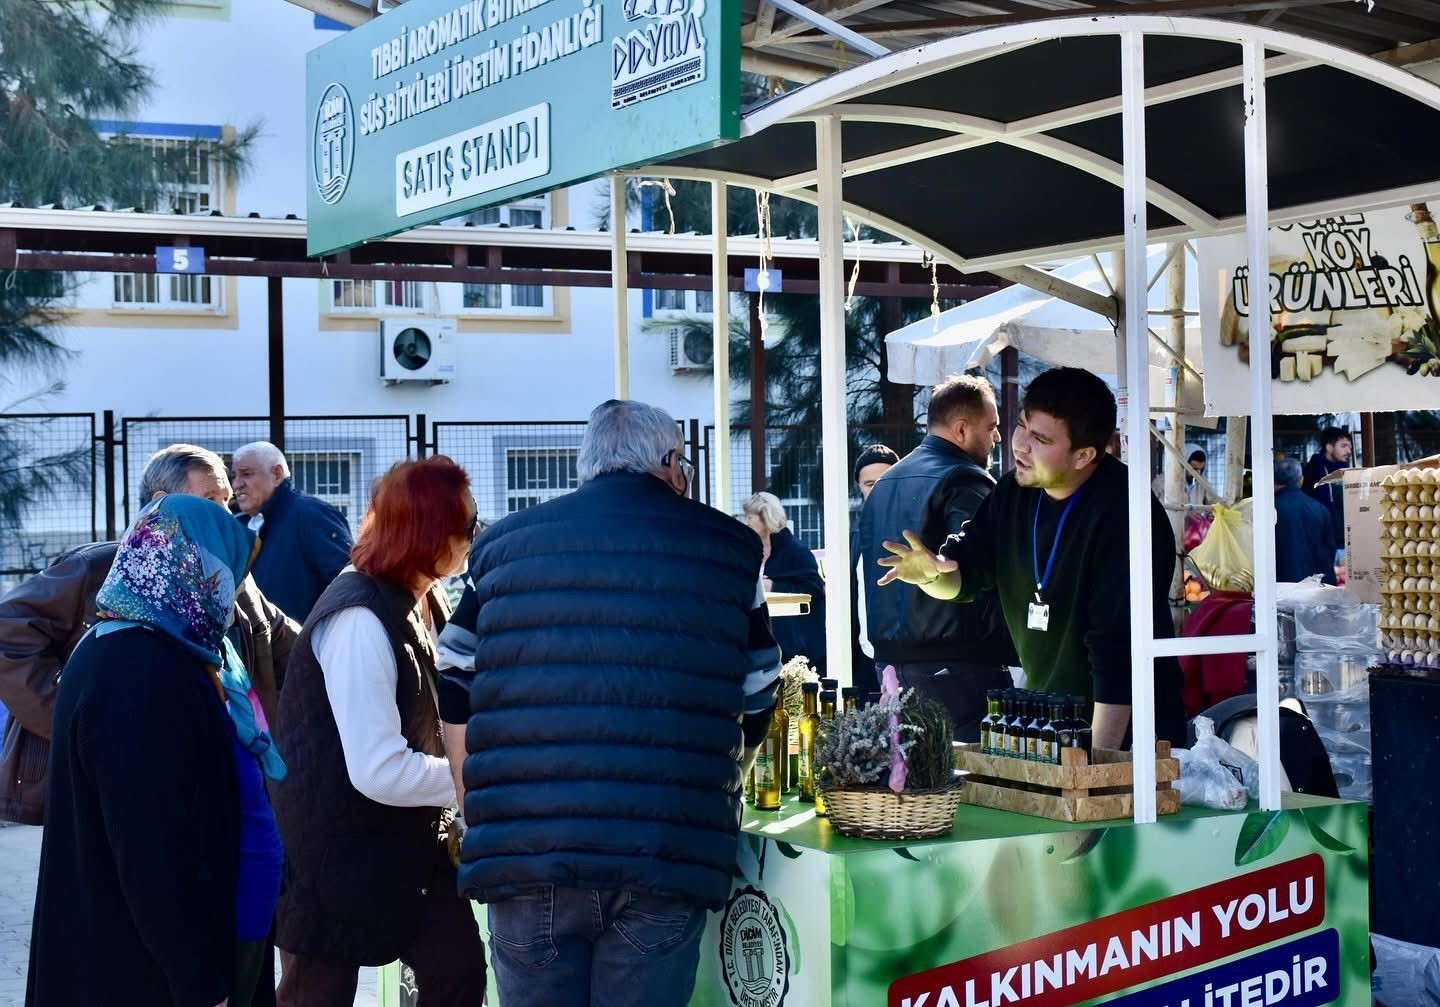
[
  {"x1": 577, "y1": 400, "x2": 683, "y2": 485},
  {"x1": 742, "y1": 492, "x2": 788, "y2": 534},
  {"x1": 139, "y1": 443, "x2": 227, "y2": 500},
  {"x1": 1275, "y1": 456, "x2": 1304, "y2": 489},
  {"x1": 234, "y1": 441, "x2": 290, "y2": 480}
]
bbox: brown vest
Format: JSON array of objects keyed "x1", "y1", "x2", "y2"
[{"x1": 271, "y1": 571, "x2": 450, "y2": 964}]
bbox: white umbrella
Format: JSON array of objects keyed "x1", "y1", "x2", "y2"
[{"x1": 885, "y1": 248, "x2": 1205, "y2": 415}]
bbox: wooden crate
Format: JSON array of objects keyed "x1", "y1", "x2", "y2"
[{"x1": 952, "y1": 742, "x2": 1181, "y2": 822}]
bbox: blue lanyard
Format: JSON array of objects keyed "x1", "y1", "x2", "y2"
[{"x1": 1032, "y1": 485, "x2": 1087, "y2": 602}]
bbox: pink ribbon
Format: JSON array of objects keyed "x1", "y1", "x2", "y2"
[{"x1": 882, "y1": 665, "x2": 907, "y2": 794}]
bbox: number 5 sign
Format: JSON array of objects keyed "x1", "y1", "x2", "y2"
[{"x1": 156, "y1": 246, "x2": 206, "y2": 274}]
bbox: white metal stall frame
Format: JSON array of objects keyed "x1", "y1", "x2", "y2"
[{"x1": 608, "y1": 15, "x2": 1440, "y2": 823}]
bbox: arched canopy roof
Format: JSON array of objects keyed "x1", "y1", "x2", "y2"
[{"x1": 650, "y1": 16, "x2": 1440, "y2": 271}]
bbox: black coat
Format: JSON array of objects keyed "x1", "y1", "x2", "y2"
[
  {"x1": 858, "y1": 435, "x2": 1016, "y2": 667},
  {"x1": 457, "y1": 472, "x2": 765, "y2": 910},
  {"x1": 765, "y1": 526, "x2": 827, "y2": 674},
  {"x1": 28, "y1": 627, "x2": 239, "y2": 1007},
  {"x1": 245, "y1": 480, "x2": 353, "y2": 622},
  {"x1": 1275, "y1": 486, "x2": 1339, "y2": 585}
]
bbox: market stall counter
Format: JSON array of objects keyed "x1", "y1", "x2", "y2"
[{"x1": 686, "y1": 793, "x2": 1369, "y2": 1007}]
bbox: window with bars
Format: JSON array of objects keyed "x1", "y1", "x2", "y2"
[
  {"x1": 331, "y1": 279, "x2": 429, "y2": 312},
  {"x1": 454, "y1": 198, "x2": 553, "y2": 315},
  {"x1": 504, "y1": 448, "x2": 578, "y2": 513},
  {"x1": 110, "y1": 135, "x2": 224, "y2": 310},
  {"x1": 782, "y1": 501, "x2": 824, "y2": 549},
  {"x1": 654, "y1": 288, "x2": 686, "y2": 311},
  {"x1": 289, "y1": 452, "x2": 361, "y2": 522}
]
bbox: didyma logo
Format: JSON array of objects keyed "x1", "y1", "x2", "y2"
[
  {"x1": 610, "y1": 0, "x2": 707, "y2": 110},
  {"x1": 720, "y1": 886, "x2": 790, "y2": 1007},
  {"x1": 313, "y1": 83, "x2": 354, "y2": 205}
]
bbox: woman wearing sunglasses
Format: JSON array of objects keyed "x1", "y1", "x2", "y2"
[{"x1": 270, "y1": 456, "x2": 486, "y2": 1006}]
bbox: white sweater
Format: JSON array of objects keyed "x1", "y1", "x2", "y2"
[{"x1": 311, "y1": 606, "x2": 455, "y2": 809}]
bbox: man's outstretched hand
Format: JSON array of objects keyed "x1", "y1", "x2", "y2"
[{"x1": 877, "y1": 531, "x2": 957, "y2": 587}]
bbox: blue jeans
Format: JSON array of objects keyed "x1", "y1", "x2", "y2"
[{"x1": 487, "y1": 886, "x2": 706, "y2": 1007}]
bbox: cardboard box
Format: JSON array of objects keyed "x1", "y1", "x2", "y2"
[{"x1": 1319, "y1": 455, "x2": 1440, "y2": 603}]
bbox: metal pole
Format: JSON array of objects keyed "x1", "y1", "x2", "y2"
[
  {"x1": 415, "y1": 413, "x2": 428, "y2": 459},
  {"x1": 711, "y1": 181, "x2": 733, "y2": 516},
  {"x1": 102, "y1": 410, "x2": 117, "y2": 540},
  {"x1": 1243, "y1": 38, "x2": 1283, "y2": 813},
  {"x1": 1121, "y1": 30, "x2": 1157, "y2": 824},
  {"x1": 762, "y1": 0, "x2": 890, "y2": 58},
  {"x1": 1164, "y1": 242, "x2": 1187, "y2": 628},
  {"x1": 267, "y1": 276, "x2": 286, "y2": 453},
  {"x1": 611, "y1": 174, "x2": 630, "y2": 399},
  {"x1": 1000, "y1": 347, "x2": 1019, "y2": 472},
  {"x1": 815, "y1": 115, "x2": 853, "y2": 690},
  {"x1": 1114, "y1": 247, "x2": 1128, "y2": 463},
  {"x1": 749, "y1": 293, "x2": 766, "y2": 496}
]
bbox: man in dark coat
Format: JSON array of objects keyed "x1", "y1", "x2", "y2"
[
  {"x1": 0, "y1": 444, "x2": 297, "y2": 827},
  {"x1": 857, "y1": 375, "x2": 1017, "y2": 740},
  {"x1": 232, "y1": 441, "x2": 353, "y2": 621},
  {"x1": 1302, "y1": 427, "x2": 1352, "y2": 548},
  {"x1": 1276, "y1": 456, "x2": 1339, "y2": 585},
  {"x1": 441, "y1": 399, "x2": 782, "y2": 1007}
]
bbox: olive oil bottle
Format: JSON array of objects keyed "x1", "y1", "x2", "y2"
[
  {"x1": 797, "y1": 682, "x2": 821, "y2": 802},
  {"x1": 754, "y1": 709, "x2": 785, "y2": 811},
  {"x1": 980, "y1": 688, "x2": 1003, "y2": 755},
  {"x1": 842, "y1": 687, "x2": 860, "y2": 715},
  {"x1": 1040, "y1": 695, "x2": 1066, "y2": 765},
  {"x1": 816, "y1": 689, "x2": 839, "y2": 817}
]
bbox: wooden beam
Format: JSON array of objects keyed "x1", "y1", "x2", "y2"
[
  {"x1": 1372, "y1": 37, "x2": 1440, "y2": 67},
  {"x1": 992, "y1": 264, "x2": 1118, "y2": 322},
  {"x1": 755, "y1": 0, "x2": 777, "y2": 41}
]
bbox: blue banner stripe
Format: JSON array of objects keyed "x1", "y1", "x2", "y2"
[
  {"x1": 1103, "y1": 930, "x2": 1341, "y2": 1007},
  {"x1": 94, "y1": 120, "x2": 224, "y2": 141}
]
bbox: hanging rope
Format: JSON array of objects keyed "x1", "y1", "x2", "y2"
[
  {"x1": 637, "y1": 178, "x2": 677, "y2": 235},
  {"x1": 922, "y1": 251, "x2": 941, "y2": 332},
  {"x1": 844, "y1": 216, "x2": 862, "y2": 311},
  {"x1": 755, "y1": 189, "x2": 774, "y2": 341}
]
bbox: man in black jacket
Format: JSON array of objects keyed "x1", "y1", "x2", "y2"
[
  {"x1": 1276, "y1": 456, "x2": 1338, "y2": 585},
  {"x1": 232, "y1": 441, "x2": 353, "y2": 621},
  {"x1": 857, "y1": 375, "x2": 1016, "y2": 739},
  {"x1": 442, "y1": 399, "x2": 781, "y2": 1007}
]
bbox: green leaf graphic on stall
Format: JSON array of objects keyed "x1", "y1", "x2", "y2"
[
  {"x1": 986, "y1": 844, "x2": 1038, "y2": 943},
  {"x1": 1234, "y1": 810, "x2": 1291, "y2": 866},
  {"x1": 1301, "y1": 811, "x2": 1356, "y2": 855},
  {"x1": 776, "y1": 841, "x2": 804, "y2": 860},
  {"x1": 1061, "y1": 829, "x2": 1108, "y2": 863},
  {"x1": 830, "y1": 861, "x2": 855, "y2": 947},
  {"x1": 894, "y1": 847, "x2": 921, "y2": 862},
  {"x1": 779, "y1": 899, "x2": 802, "y2": 975}
]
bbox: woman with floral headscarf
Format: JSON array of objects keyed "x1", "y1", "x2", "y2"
[{"x1": 26, "y1": 495, "x2": 285, "y2": 1007}]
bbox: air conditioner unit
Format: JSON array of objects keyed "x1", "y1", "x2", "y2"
[
  {"x1": 669, "y1": 326, "x2": 714, "y2": 374},
  {"x1": 380, "y1": 318, "x2": 457, "y2": 385}
]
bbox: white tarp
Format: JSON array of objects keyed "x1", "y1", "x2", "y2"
[{"x1": 884, "y1": 248, "x2": 1205, "y2": 416}]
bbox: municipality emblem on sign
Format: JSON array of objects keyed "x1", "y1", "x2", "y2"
[
  {"x1": 611, "y1": 0, "x2": 708, "y2": 110},
  {"x1": 720, "y1": 886, "x2": 790, "y2": 1007},
  {"x1": 313, "y1": 83, "x2": 354, "y2": 205}
]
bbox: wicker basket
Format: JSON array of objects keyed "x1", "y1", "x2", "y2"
[{"x1": 819, "y1": 781, "x2": 964, "y2": 840}]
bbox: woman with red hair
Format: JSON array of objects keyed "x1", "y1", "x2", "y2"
[{"x1": 270, "y1": 457, "x2": 486, "y2": 1006}]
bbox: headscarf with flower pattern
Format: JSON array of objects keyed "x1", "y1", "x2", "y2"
[{"x1": 96, "y1": 494, "x2": 285, "y2": 780}]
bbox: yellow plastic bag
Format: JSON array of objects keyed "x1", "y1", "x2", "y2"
[{"x1": 1190, "y1": 500, "x2": 1255, "y2": 592}]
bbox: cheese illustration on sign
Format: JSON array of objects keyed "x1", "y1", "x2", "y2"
[{"x1": 612, "y1": 0, "x2": 708, "y2": 109}]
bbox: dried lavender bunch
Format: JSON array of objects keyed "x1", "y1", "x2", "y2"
[{"x1": 815, "y1": 689, "x2": 915, "y2": 789}]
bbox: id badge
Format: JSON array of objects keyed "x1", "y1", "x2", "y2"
[{"x1": 1027, "y1": 602, "x2": 1051, "y2": 632}]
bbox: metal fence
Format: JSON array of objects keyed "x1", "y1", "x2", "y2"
[{"x1": 4, "y1": 409, "x2": 1439, "y2": 589}]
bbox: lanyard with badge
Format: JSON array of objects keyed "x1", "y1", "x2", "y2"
[{"x1": 1028, "y1": 485, "x2": 1087, "y2": 632}]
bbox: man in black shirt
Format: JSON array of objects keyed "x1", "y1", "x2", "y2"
[
  {"x1": 878, "y1": 367, "x2": 1187, "y2": 749},
  {"x1": 858, "y1": 376, "x2": 1017, "y2": 740}
]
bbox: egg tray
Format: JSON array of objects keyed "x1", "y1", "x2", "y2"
[{"x1": 1377, "y1": 468, "x2": 1440, "y2": 669}]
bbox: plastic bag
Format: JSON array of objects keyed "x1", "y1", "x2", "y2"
[
  {"x1": 1276, "y1": 577, "x2": 1354, "y2": 611},
  {"x1": 1294, "y1": 604, "x2": 1380, "y2": 654},
  {"x1": 1189, "y1": 501, "x2": 1254, "y2": 592},
  {"x1": 1372, "y1": 933, "x2": 1440, "y2": 1006},
  {"x1": 1174, "y1": 716, "x2": 1259, "y2": 809}
]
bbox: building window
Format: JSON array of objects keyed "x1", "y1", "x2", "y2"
[
  {"x1": 695, "y1": 289, "x2": 714, "y2": 313},
  {"x1": 782, "y1": 501, "x2": 823, "y2": 549},
  {"x1": 109, "y1": 134, "x2": 225, "y2": 311},
  {"x1": 331, "y1": 279, "x2": 428, "y2": 312},
  {"x1": 449, "y1": 196, "x2": 553, "y2": 316},
  {"x1": 655, "y1": 288, "x2": 686, "y2": 311},
  {"x1": 505, "y1": 448, "x2": 578, "y2": 512},
  {"x1": 289, "y1": 452, "x2": 361, "y2": 522}
]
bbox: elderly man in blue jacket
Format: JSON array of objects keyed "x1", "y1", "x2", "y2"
[
  {"x1": 232, "y1": 441, "x2": 353, "y2": 622},
  {"x1": 438, "y1": 399, "x2": 782, "y2": 1007}
]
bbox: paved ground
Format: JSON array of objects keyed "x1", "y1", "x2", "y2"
[{"x1": 0, "y1": 824, "x2": 379, "y2": 1007}]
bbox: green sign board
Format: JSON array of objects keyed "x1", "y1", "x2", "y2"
[{"x1": 305, "y1": 0, "x2": 742, "y2": 256}]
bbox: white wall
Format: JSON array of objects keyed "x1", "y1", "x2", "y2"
[{"x1": 25, "y1": 0, "x2": 725, "y2": 429}]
